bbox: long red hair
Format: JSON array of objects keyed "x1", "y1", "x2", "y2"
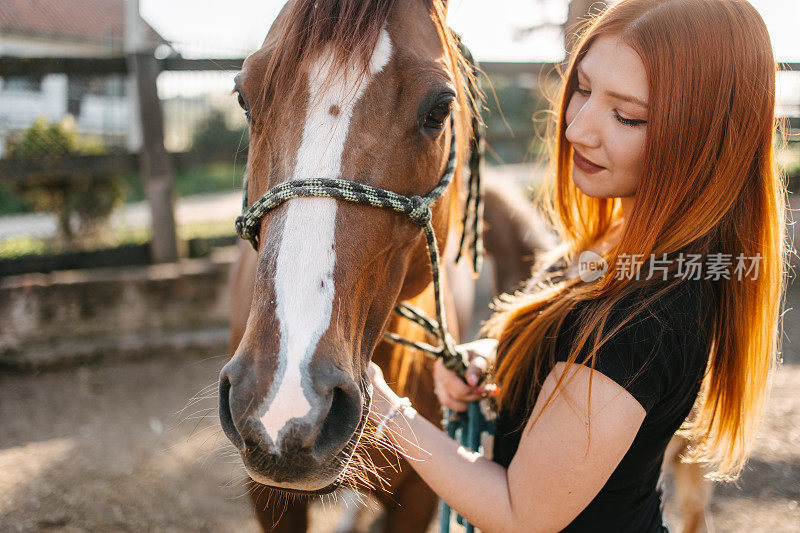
[{"x1": 484, "y1": 0, "x2": 790, "y2": 481}]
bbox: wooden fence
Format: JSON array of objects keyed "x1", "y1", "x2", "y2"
[{"x1": 1, "y1": 55, "x2": 798, "y2": 261}]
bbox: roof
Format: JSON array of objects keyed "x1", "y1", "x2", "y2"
[{"x1": 0, "y1": 0, "x2": 168, "y2": 50}]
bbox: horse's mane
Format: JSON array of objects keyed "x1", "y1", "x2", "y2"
[
  {"x1": 253, "y1": 0, "x2": 479, "y2": 393},
  {"x1": 253, "y1": 0, "x2": 395, "y2": 119}
]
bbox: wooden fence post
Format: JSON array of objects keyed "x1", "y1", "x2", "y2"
[{"x1": 128, "y1": 51, "x2": 179, "y2": 263}]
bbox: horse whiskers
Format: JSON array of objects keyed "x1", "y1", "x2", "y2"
[
  {"x1": 186, "y1": 417, "x2": 220, "y2": 442},
  {"x1": 188, "y1": 379, "x2": 219, "y2": 394},
  {"x1": 333, "y1": 485, "x2": 370, "y2": 510},
  {"x1": 273, "y1": 493, "x2": 292, "y2": 529},
  {"x1": 360, "y1": 413, "x2": 431, "y2": 461},
  {"x1": 223, "y1": 469, "x2": 252, "y2": 491},
  {"x1": 201, "y1": 439, "x2": 239, "y2": 470},
  {"x1": 357, "y1": 441, "x2": 402, "y2": 477},
  {"x1": 172, "y1": 403, "x2": 218, "y2": 428},
  {"x1": 180, "y1": 352, "x2": 233, "y2": 368},
  {"x1": 177, "y1": 406, "x2": 218, "y2": 420},
  {"x1": 352, "y1": 435, "x2": 401, "y2": 473},
  {"x1": 178, "y1": 381, "x2": 219, "y2": 411},
  {"x1": 212, "y1": 447, "x2": 240, "y2": 458},
  {"x1": 334, "y1": 435, "x2": 397, "y2": 494},
  {"x1": 153, "y1": 420, "x2": 221, "y2": 458},
  {"x1": 183, "y1": 416, "x2": 217, "y2": 423},
  {"x1": 340, "y1": 457, "x2": 378, "y2": 492},
  {"x1": 374, "y1": 417, "x2": 433, "y2": 460},
  {"x1": 172, "y1": 379, "x2": 221, "y2": 442},
  {"x1": 167, "y1": 419, "x2": 218, "y2": 445},
  {"x1": 182, "y1": 388, "x2": 218, "y2": 400},
  {"x1": 178, "y1": 395, "x2": 219, "y2": 409}
]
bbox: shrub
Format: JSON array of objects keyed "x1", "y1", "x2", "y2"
[
  {"x1": 191, "y1": 108, "x2": 247, "y2": 158},
  {"x1": 4, "y1": 116, "x2": 125, "y2": 247}
]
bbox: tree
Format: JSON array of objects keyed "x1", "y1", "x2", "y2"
[{"x1": 515, "y1": 0, "x2": 611, "y2": 57}]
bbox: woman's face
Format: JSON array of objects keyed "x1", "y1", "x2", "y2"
[{"x1": 565, "y1": 35, "x2": 649, "y2": 210}]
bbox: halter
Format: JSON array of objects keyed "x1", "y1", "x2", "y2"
[
  {"x1": 234, "y1": 35, "x2": 485, "y2": 379},
  {"x1": 236, "y1": 112, "x2": 471, "y2": 375}
]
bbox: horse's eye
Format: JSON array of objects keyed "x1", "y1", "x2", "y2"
[
  {"x1": 236, "y1": 91, "x2": 252, "y2": 123},
  {"x1": 424, "y1": 101, "x2": 452, "y2": 129}
]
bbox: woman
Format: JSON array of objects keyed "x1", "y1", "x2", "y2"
[{"x1": 368, "y1": 0, "x2": 790, "y2": 531}]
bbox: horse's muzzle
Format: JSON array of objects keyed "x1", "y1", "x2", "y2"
[{"x1": 218, "y1": 356, "x2": 365, "y2": 490}]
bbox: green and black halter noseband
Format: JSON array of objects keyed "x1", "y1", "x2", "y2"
[{"x1": 234, "y1": 36, "x2": 484, "y2": 379}]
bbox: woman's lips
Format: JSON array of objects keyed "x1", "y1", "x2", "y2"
[{"x1": 573, "y1": 150, "x2": 605, "y2": 174}]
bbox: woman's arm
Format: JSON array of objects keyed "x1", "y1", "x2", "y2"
[{"x1": 369, "y1": 360, "x2": 646, "y2": 533}]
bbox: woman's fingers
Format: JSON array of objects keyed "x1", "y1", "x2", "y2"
[
  {"x1": 433, "y1": 359, "x2": 484, "y2": 410},
  {"x1": 434, "y1": 359, "x2": 474, "y2": 395},
  {"x1": 437, "y1": 391, "x2": 468, "y2": 412},
  {"x1": 465, "y1": 357, "x2": 488, "y2": 387},
  {"x1": 433, "y1": 380, "x2": 469, "y2": 411}
]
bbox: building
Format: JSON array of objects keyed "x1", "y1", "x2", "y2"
[{"x1": 0, "y1": 0, "x2": 170, "y2": 155}]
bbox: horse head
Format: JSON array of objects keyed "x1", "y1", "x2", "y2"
[{"x1": 218, "y1": 0, "x2": 476, "y2": 493}]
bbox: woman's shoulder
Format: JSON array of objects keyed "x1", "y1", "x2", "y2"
[
  {"x1": 559, "y1": 279, "x2": 712, "y2": 413},
  {"x1": 630, "y1": 278, "x2": 712, "y2": 336}
]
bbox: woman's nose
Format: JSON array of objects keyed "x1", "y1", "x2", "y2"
[{"x1": 566, "y1": 100, "x2": 601, "y2": 149}]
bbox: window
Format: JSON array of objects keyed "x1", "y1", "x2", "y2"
[{"x1": 3, "y1": 76, "x2": 42, "y2": 92}]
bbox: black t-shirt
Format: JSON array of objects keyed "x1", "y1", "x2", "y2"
[{"x1": 491, "y1": 277, "x2": 713, "y2": 533}]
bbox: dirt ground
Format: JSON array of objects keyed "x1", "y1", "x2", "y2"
[{"x1": 1, "y1": 278, "x2": 798, "y2": 532}]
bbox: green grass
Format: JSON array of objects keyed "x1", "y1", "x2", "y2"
[
  {"x1": 121, "y1": 162, "x2": 242, "y2": 203},
  {"x1": 178, "y1": 219, "x2": 236, "y2": 241},
  {"x1": 0, "y1": 235, "x2": 49, "y2": 259}
]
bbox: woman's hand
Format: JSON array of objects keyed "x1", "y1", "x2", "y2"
[{"x1": 433, "y1": 338, "x2": 498, "y2": 412}]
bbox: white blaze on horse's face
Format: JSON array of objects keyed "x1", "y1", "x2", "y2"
[{"x1": 259, "y1": 28, "x2": 393, "y2": 450}]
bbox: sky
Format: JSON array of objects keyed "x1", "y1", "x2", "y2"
[{"x1": 139, "y1": 0, "x2": 800, "y2": 62}]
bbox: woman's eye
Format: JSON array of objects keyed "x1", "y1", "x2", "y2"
[
  {"x1": 424, "y1": 101, "x2": 452, "y2": 129},
  {"x1": 614, "y1": 111, "x2": 646, "y2": 128},
  {"x1": 574, "y1": 86, "x2": 646, "y2": 128}
]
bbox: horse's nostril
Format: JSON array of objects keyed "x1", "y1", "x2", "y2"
[
  {"x1": 218, "y1": 373, "x2": 245, "y2": 451},
  {"x1": 313, "y1": 386, "x2": 361, "y2": 459}
]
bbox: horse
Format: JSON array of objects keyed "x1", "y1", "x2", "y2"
[{"x1": 221, "y1": 1, "x2": 484, "y2": 530}]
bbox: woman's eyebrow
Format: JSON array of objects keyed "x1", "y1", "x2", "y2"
[{"x1": 577, "y1": 64, "x2": 649, "y2": 110}]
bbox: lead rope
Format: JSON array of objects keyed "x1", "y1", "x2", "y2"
[
  {"x1": 382, "y1": 32, "x2": 494, "y2": 533},
  {"x1": 439, "y1": 33, "x2": 493, "y2": 533}
]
